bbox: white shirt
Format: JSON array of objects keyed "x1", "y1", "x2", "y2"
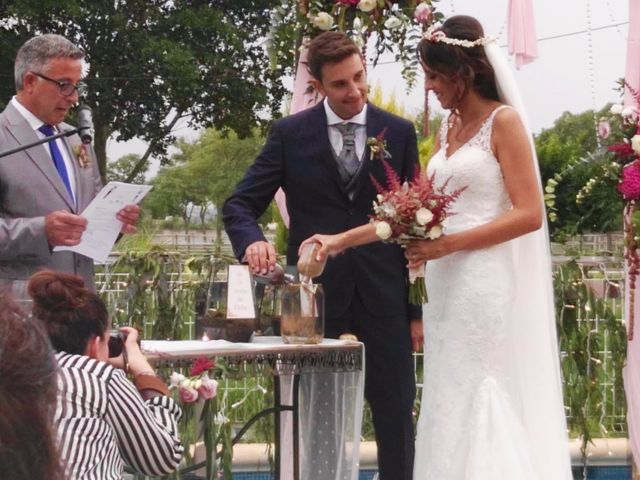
[
  {"x1": 323, "y1": 97, "x2": 367, "y2": 161},
  {"x1": 11, "y1": 96, "x2": 77, "y2": 202}
]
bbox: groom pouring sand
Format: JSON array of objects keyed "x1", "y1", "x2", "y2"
[{"x1": 223, "y1": 31, "x2": 421, "y2": 480}]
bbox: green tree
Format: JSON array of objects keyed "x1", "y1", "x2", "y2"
[
  {"x1": 107, "y1": 153, "x2": 147, "y2": 184},
  {"x1": 0, "y1": 1, "x2": 286, "y2": 183},
  {"x1": 535, "y1": 107, "x2": 622, "y2": 238},
  {"x1": 145, "y1": 128, "x2": 264, "y2": 237}
]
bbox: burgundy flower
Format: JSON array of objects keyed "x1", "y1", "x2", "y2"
[
  {"x1": 608, "y1": 142, "x2": 635, "y2": 159},
  {"x1": 190, "y1": 357, "x2": 215, "y2": 376}
]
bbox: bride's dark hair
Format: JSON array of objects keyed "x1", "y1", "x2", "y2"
[{"x1": 418, "y1": 15, "x2": 500, "y2": 103}]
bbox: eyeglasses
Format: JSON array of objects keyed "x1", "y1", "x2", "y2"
[{"x1": 32, "y1": 72, "x2": 87, "y2": 96}]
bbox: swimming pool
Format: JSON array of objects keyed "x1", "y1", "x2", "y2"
[{"x1": 194, "y1": 467, "x2": 633, "y2": 480}]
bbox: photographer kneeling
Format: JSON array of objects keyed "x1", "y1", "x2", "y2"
[{"x1": 28, "y1": 270, "x2": 184, "y2": 479}]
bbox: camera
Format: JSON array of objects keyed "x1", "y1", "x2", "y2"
[{"x1": 108, "y1": 330, "x2": 126, "y2": 358}]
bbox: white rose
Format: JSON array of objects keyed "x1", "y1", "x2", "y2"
[
  {"x1": 427, "y1": 226, "x2": 443, "y2": 240},
  {"x1": 375, "y1": 221, "x2": 393, "y2": 240},
  {"x1": 181, "y1": 378, "x2": 193, "y2": 389},
  {"x1": 621, "y1": 106, "x2": 638, "y2": 120},
  {"x1": 169, "y1": 372, "x2": 186, "y2": 388},
  {"x1": 193, "y1": 379, "x2": 203, "y2": 390},
  {"x1": 358, "y1": 0, "x2": 377, "y2": 13},
  {"x1": 415, "y1": 207, "x2": 433, "y2": 226},
  {"x1": 610, "y1": 104, "x2": 624, "y2": 115},
  {"x1": 632, "y1": 134, "x2": 640, "y2": 155},
  {"x1": 384, "y1": 16, "x2": 403, "y2": 30},
  {"x1": 311, "y1": 12, "x2": 334, "y2": 31}
]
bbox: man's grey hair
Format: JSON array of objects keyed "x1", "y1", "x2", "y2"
[{"x1": 14, "y1": 34, "x2": 85, "y2": 91}]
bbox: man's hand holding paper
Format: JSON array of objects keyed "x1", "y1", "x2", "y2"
[{"x1": 54, "y1": 182, "x2": 151, "y2": 263}]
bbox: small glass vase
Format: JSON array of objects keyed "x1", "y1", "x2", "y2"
[{"x1": 279, "y1": 283, "x2": 324, "y2": 344}]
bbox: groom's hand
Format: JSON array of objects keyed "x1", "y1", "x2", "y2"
[
  {"x1": 410, "y1": 318, "x2": 424, "y2": 352},
  {"x1": 244, "y1": 240, "x2": 277, "y2": 275}
]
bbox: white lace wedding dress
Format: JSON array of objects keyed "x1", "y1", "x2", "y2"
[{"x1": 413, "y1": 106, "x2": 573, "y2": 480}]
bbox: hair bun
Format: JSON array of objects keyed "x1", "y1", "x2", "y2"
[{"x1": 28, "y1": 270, "x2": 87, "y2": 310}]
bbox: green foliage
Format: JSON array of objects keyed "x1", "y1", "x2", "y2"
[
  {"x1": 145, "y1": 128, "x2": 265, "y2": 236},
  {"x1": 107, "y1": 153, "x2": 147, "y2": 184},
  {"x1": 536, "y1": 108, "x2": 623, "y2": 237},
  {"x1": 554, "y1": 260, "x2": 627, "y2": 457},
  {"x1": 0, "y1": 1, "x2": 286, "y2": 181},
  {"x1": 369, "y1": 82, "x2": 408, "y2": 118},
  {"x1": 107, "y1": 248, "x2": 199, "y2": 340}
]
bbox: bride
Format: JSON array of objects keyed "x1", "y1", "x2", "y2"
[{"x1": 301, "y1": 15, "x2": 572, "y2": 480}]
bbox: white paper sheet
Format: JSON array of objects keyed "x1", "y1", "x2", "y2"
[{"x1": 54, "y1": 181, "x2": 152, "y2": 263}]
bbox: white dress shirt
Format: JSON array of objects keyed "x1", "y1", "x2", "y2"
[{"x1": 323, "y1": 97, "x2": 368, "y2": 161}]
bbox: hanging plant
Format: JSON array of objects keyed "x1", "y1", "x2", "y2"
[{"x1": 554, "y1": 260, "x2": 627, "y2": 463}]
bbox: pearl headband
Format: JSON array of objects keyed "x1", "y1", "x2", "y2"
[{"x1": 423, "y1": 24, "x2": 495, "y2": 48}]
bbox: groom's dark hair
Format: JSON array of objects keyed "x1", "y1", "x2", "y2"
[{"x1": 307, "y1": 31, "x2": 362, "y2": 81}]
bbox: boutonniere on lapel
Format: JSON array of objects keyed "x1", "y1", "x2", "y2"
[
  {"x1": 72, "y1": 144, "x2": 90, "y2": 168},
  {"x1": 367, "y1": 128, "x2": 391, "y2": 161}
]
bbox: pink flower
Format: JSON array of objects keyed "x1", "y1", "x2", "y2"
[
  {"x1": 619, "y1": 163, "x2": 640, "y2": 200},
  {"x1": 197, "y1": 374, "x2": 218, "y2": 400},
  {"x1": 190, "y1": 357, "x2": 214, "y2": 376},
  {"x1": 179, "y1": 385, "x2": 199, "y2": 403},
  {"x1": 598, "y1": 120, "x2": 611, "y2": 139},
  {"x1": 414, "y1": 3, "x2": 432, "y2": 23}
]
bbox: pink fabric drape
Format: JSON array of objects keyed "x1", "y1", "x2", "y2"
[
  {"x1": 623, "y1": 0, "x2": 640, "y2": 470},
  {"x1": 274, "y1": 48, "x2": 322, "y2": 227},
  {"x1": 507, "y1": 0, "x2": 539, "y2": 69}
]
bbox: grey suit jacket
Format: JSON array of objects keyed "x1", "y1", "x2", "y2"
[{"x1": 0, "y1": 102, "x2": 103, "y2": 296}]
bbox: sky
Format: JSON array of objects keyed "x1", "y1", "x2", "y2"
[{"x1": 107, "y1": 0, "x2": 631, "y2": 176}]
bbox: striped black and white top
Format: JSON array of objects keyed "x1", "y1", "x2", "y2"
[{"x1": 54, "y1": 352, "x2": 184, "y2": 480}]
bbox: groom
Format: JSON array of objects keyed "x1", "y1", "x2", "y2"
[{"x1": 223, "y1": 31, "x2": 421, "y2": 480}]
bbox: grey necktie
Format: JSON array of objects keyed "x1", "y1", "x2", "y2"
[{"x1": 335, "y1": 123, "x2": 360, "y2": 177}]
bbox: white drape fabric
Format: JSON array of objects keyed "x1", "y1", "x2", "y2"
[
  {"x1": 280, "y1": 347, "x2": 365, "y2": 480},
  {"x1": 484, "y1": 41, "x2": 573, "y2": 479}
]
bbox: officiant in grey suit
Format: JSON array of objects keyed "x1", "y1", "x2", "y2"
[{"x1": 0, "y1": 34, "x2": 139, "y2": 302}]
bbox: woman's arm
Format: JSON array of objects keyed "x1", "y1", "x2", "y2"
[
  {"x1": 105, "y1": 369, "x2": 184, "y2": 475},
  {"x1": 300, "y1": 223, "x2": 380, "y2": 261},
  {"x1": 405, "y1": 107, "x2": 542, "y2": 267}
]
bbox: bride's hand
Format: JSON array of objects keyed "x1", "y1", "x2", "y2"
[
  {"x1": 299, "y1": 234, "x2": 346, "y2": 262},
  {"x1": 405, "y1": 237, "x2": 449, "y2": 267}
]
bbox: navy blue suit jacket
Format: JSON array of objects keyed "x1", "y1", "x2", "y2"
[{"x1": 223, "y1": 102, "x2": 421, "y2": 322}]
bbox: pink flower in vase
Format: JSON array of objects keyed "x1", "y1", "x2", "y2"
[
  {"x1": 619, "y1": 162, "x2": 640, "y2": 200},
  {"x1": 197, "y1": 375, "x2": 218, "y2": 400},
  {"x1": 179, "y1": 384, "x2": 199, "y2": 403}
]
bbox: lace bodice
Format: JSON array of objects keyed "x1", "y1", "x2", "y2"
[{"x1": 428, "y1": 105, "x2": 511, "y2": 234}]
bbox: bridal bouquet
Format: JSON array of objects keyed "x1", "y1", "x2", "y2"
[{"x1": 370, "y1": 160, "x2": 464, "y2": 304}]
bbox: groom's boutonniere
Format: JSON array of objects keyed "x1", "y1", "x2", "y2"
[
  {"x1": 72, "y1": 144, "x2": 90, "y2": 168},
  {"x1": 367, "y1": 128, "x2": 391, "y2": 161}
]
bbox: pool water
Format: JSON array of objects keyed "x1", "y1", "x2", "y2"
[{"x1": 190, "y1": 467, "x2": 632, "y2": 479}]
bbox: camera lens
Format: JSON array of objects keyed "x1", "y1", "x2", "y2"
[{"x1": 108, "y1": 332, "x2": 124, "y2": 358}]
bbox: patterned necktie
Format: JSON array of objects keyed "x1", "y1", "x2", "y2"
[
  {"x1": 38, "y1": 124, "x2": 73, "y2": 199},
  {"x1": 335, "y1": 123, "x2": 360, "y2": 177}
]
